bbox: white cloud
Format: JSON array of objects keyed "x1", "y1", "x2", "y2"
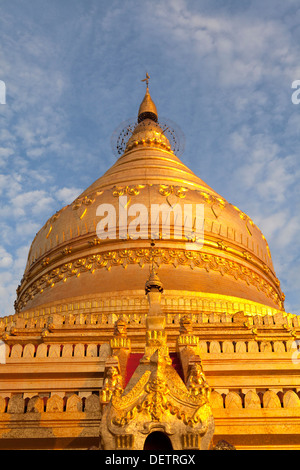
[
  {"x1": 15, "y1": 221, "x2": 40, "y2": 238},
  {"x1": 0, "y1": 173, "x2": 23, "y2": 198},
  {"x1": 26, "y1": 148, "x2": 45, "y2": 158},
  {"x1": 56, "y1": 187, "x2": 82, "y2": 205},
  {"x1": 0, "y1": 246, "x2": 13, "y2": 268},
  {"x1": 0, "y1": 153, "x2": 13, "y2": 168}
]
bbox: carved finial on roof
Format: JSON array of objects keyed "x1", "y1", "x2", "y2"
[
  {"x1": 138, "y1": 74, "x2": 158, "y2": 123},
  {"x1": 145, "y1": 267, "x2": 163, "y2": 295},
  {"x1": 141, "y1": 72, "x2": 150, "y2": 88},
  {"x1": 114, "y1": 317, "x2": 127, "y2": 337}
]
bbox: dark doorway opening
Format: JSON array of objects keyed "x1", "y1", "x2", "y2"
[{"x1": 143, "y1": 432, "x2": 173, "y2": 450}]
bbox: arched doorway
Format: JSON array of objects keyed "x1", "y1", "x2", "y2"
[{"x1": 143, "y1": 432, "x2": 173, "y2": 450}]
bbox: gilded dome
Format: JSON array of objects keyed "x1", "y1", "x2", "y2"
[{"x1": 15, "y1": 86, "x2": 285, "y2": 316}]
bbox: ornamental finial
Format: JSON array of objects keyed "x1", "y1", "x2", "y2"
[
  {"x1": 138, "y1": 74, "x2": 158, "y2": 123},
  {"x1": 141, "y1": 72, "x2": 150, "y2": 89}
]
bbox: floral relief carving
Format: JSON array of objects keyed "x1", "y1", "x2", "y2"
[{"x1": 15, "y1": 247, "x2": 283, "y2": 312}]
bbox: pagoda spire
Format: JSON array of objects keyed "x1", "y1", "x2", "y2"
[{"x1": 138, "y1": 72, "x2": 158, "y2": 123}]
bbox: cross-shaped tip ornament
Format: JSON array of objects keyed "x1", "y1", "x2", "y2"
[{"x1": 141, "y1": 72, "x2": 150, "y2": 88}]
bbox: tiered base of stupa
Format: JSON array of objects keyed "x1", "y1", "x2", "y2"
[{"x1": 0, "y1": 288, "x2": 299, "y2": 450}]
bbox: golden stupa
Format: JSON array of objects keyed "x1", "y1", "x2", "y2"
[
  {"x1": 0, "y1": 78, "x2": 299, "y2": 451},
  {"x1": 16, "y1": 79, "x2": 283, "y2": 317}
]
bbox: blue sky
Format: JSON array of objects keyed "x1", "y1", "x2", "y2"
[{"x1": 0, "y1": 0, "x2": 299, "y2": 316}]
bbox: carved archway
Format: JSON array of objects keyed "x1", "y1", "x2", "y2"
[
  {"x1": 99, "y1": 275, "x2": 215, "y2": 451},
  {"x1": 143, "y1": 432, "x2": 173, "y2": 451}
]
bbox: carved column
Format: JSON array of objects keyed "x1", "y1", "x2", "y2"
[
  {"x1": 110, "y1": 317, "x2": 131, "y2": 384},
  {"x1": 176, "y1": 315, "x2": 203, "y2": 382}
]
